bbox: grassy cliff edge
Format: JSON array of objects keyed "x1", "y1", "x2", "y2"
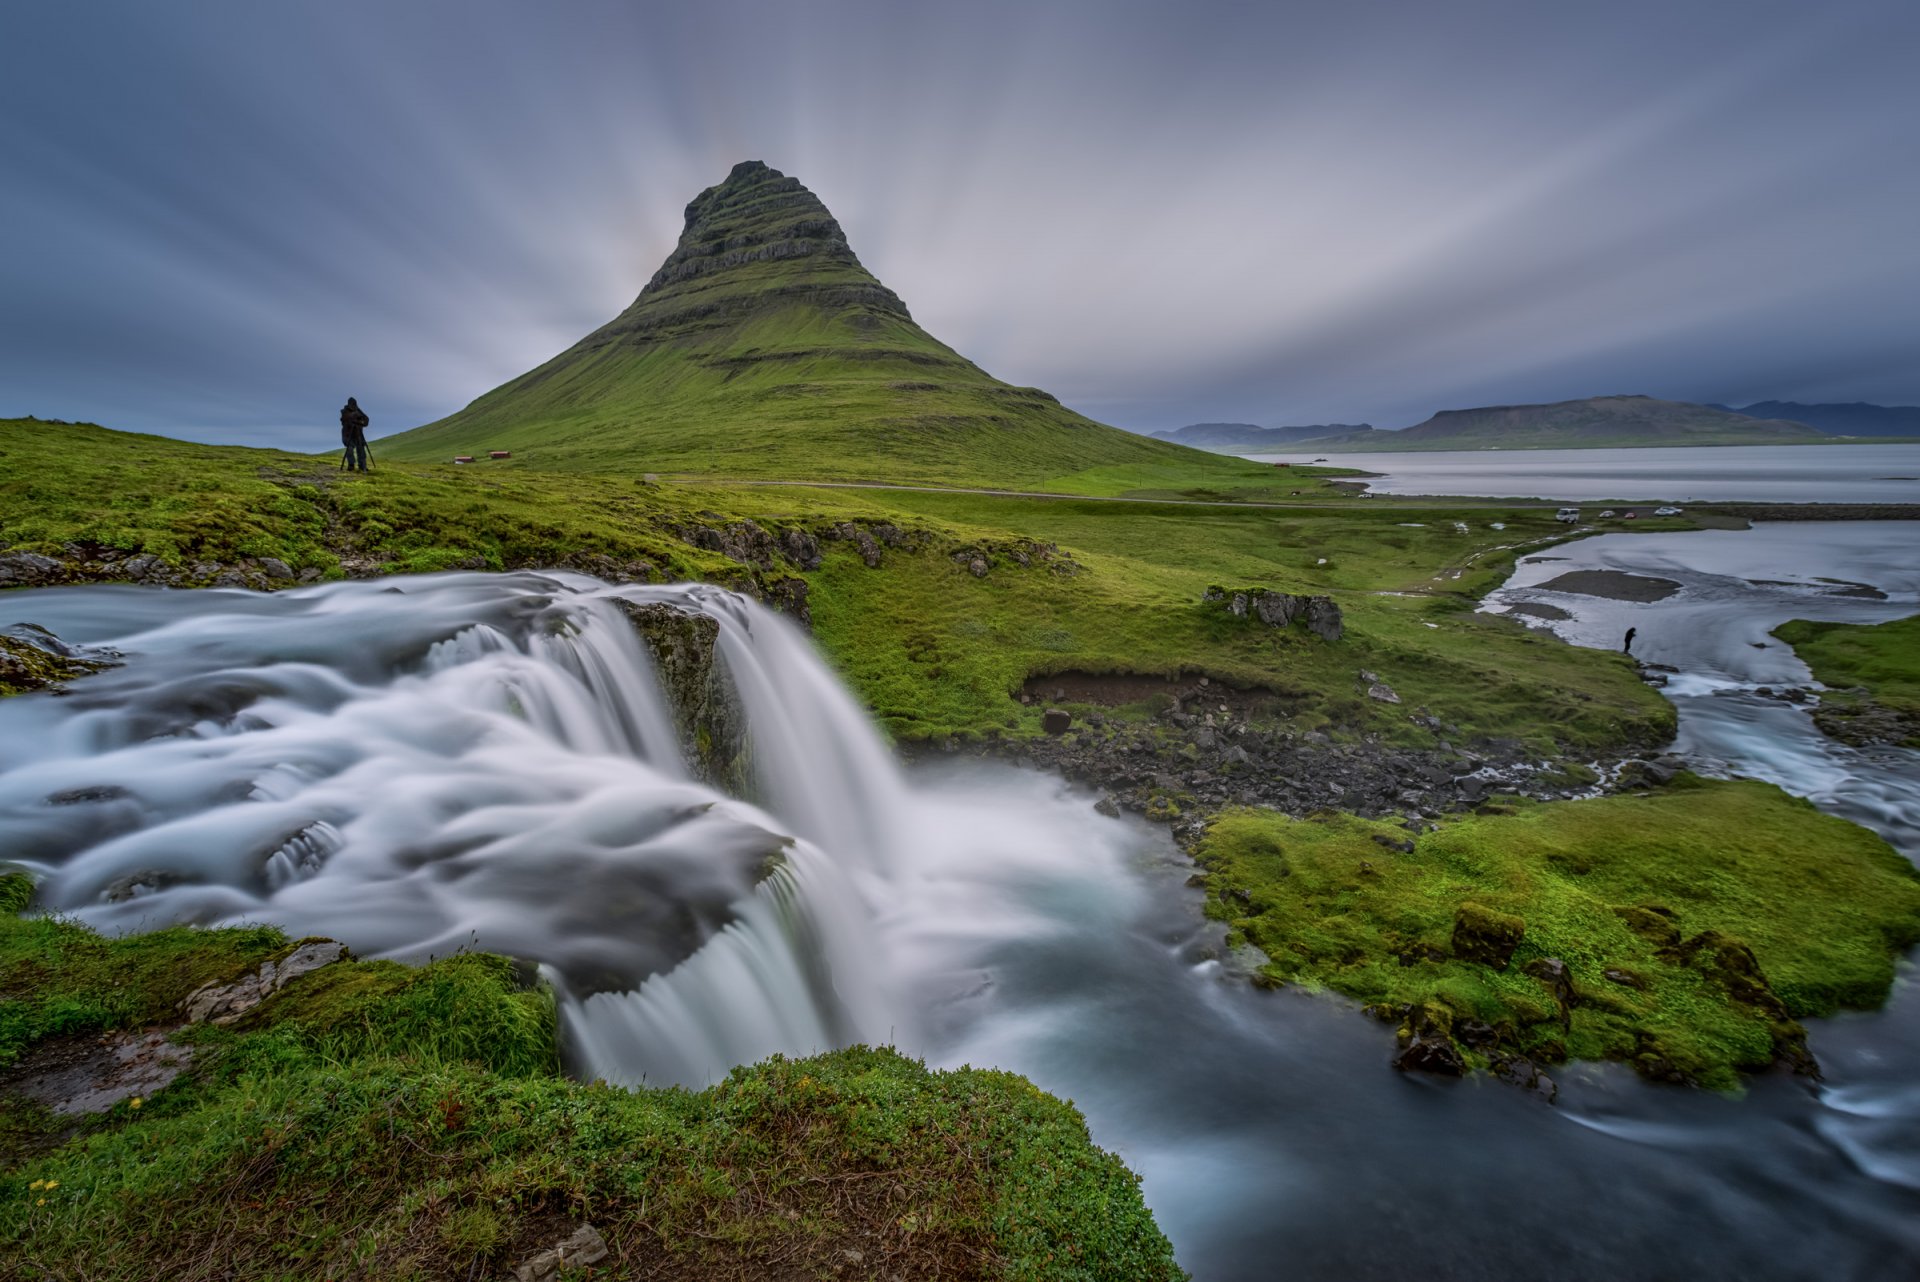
[{"x1": 0, "y1": 873, "x2": 1182, "y2": 1281}]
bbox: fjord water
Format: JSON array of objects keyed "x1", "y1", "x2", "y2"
[
  {"x1": 2, "y1": 547, "x2": 1917, "y2": 1280},
  {"x1": 1247, "y1": 442, "x2": 1920, "y2": 502}
]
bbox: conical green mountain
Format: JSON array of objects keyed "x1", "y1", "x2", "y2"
[{"x1": 387, "y1": 160, "x2": 1203, "y2": 485}]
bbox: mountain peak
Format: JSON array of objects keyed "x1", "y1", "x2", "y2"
[
  {"x1": 387, "y1": 162, "x2": 1199, "y2": 484},
  {"x1": 571, "y1": 161, "x2": 910, "y2": 352}
]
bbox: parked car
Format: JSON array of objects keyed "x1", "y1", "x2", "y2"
[
  {"x1": 1555, "y1": 507, "x2": 1580, "y2": 523},
  {"x1": 1623, "y1": 509, "x2": 1638, "y2": 519},
  {"x1": 1598, "y1": 509, "x2": 1617, "y2": 518},
  {"x1": 1655, "y1": 505, "x2": 1682, "y2": 516}
]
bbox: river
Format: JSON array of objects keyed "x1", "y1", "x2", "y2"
[
  {"x1": 1, "y1": 526, "x2": 1917, "y2": 1279},
  {"x1": 1242, "y1": 442, "x2": 1920, "y2": 503}
]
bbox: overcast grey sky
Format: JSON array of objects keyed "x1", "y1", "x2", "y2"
[{"x1": 3, "y1": 0, "x2": 1916, "y2": 445}]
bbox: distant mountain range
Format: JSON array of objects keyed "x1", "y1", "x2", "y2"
[
  {"x1": 1149, "y1": 422, "x2": 1374, "y2": 450},
  {"x1": 1714, "y1": 401, "x2": 1920, "y2": 439},
  {"x1": 1159, "y1": 393, "x2": 1920, "y2": 454},
  {"x1": 1297, "y1": 396, "x2": 1828, "y2": 451}
]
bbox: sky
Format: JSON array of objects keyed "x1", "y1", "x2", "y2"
[{"x1": 2, "y1": 0, "x2": 1917, "y2": 446}]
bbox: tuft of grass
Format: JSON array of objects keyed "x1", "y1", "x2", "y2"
[{"x1": 1194, "y1": 776, "x2": 1920, "y2": 1090}]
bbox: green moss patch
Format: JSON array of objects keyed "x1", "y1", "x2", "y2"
[
  {"x1": 1194, "y1": 777, "x2": 1920, "y2": 1089},
  {"x1": 0, "y1": 878, "x2": 1180, "y2": 1279},
  {"x1": 1775, "y1": 613, "x2": 1920, "y2": 747},
  {"x1": 0, "y1": 634, "x2": 106, "y2": 699}
]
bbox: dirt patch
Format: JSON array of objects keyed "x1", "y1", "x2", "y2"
[
  {"x1": 1, "y1": 1028, "x2": 192, "y2": 1116},
  {"x1": 1020, "y1": 670, "x2": 1299, "y2": 715},
  {"x1": 1537, "y1": 570, "x2": 1681, "y2": 603}
]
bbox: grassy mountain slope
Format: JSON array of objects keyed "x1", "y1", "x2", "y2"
[
  {"x1": 385, "y1": 161, "x2": 1215, "y2": 488},
  {"x1": 1297, "y1": 395, "x2": 1829, "y2": 451}
]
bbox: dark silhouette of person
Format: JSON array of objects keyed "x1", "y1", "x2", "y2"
[
  {"x1": 1623, "y1": 626, "x2": 1637, "y2": 655},
  {"x1": 339, "y1": 397, "x2": 370, "y2": 472}
]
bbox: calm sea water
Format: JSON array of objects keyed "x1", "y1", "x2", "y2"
[{"x1": 1243, "y1": 443, "x2": 1920, "y2": 502}]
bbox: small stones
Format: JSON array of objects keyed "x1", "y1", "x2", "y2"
[
  {"x1": 968, "y1": 557, "x2": 989, "y2": 578},
  {"x1": 257, "y1": 556, "x2": 295, "y2": 580},
  {"x1": 1491, "y1": 1055, "x2": 1558, "y2": 1102},
  {"x1": 1093, "y1": 794, "x2": 1121, "y2": 818},
  {"x1": 1041, "y1": 708, "x2": 1072, "y2": 735}
]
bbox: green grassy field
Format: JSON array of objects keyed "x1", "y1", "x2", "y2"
[
  {"x1": 1194, "y1": 777, "x2": 1920, "y2": 1089},
  {"x1": 2, "y1": 417, "x2": 1675, "y2": 753},
  {"x1": 1773, "y1": 614, "x2": 1920, "y2": 747},
  {"x1": 0, "y1": 874, "x2": 1179, "y2": 1281}
]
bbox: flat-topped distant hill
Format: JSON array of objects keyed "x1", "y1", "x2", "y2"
[
  {"x1": 1151, "y1": 422, "x2": 1375, "y2": 452},
  {"x1": 1290, "y1": 395, "x2": 1831, "y2": 452},
  {"x1": 384, "y1": 161, "x2": 1221, "y2": 488},
  {"x1": 1715, "y1": 401, "x2": 1920, "y2": 439}
]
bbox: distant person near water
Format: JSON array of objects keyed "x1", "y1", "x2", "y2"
[
  {"x1": 339, "y1": 397, "x2": 371, "y2": 472},
  {"x1": 1623, "y1": 626, "x2": 1637, "y2": 655}
]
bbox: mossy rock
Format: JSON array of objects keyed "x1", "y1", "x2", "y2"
[{"x1": 1451, "y1": 901, "x2": 1524, "y2": 968}]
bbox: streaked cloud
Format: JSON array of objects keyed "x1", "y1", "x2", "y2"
[{"x1": 2, "y1": 0, "x2": 1914, "y2": 445}]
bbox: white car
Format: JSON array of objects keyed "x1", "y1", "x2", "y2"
[
  {"x1": 1655, "y1": 505, "x2": 1683, "y2": 516},
  {"x1": 1598, "y1": 509, "x2": 1617, "y2": 518},
  {"x1": 1554, "y1": 508, "x2": 1579, "y2": 523}
]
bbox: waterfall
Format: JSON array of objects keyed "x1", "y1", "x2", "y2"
[{"x1": 0, "y1": 572, "x2": 919, "y2": 1086}]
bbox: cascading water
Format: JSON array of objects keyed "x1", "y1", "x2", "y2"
[
  {"x1": 11, "y1": 540, "x2": 1920, "y2": 1280},
  {"x1": 0, "y1": 572, "x2": 918, "y2": 1087}
]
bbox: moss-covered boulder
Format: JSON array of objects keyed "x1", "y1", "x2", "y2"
[
  {"x1": 1452, "y1": 902, "x2": 1524, "y2": 968},
  {"x1": 0, "y1": 626, "x2": 109, "y2": 697}
]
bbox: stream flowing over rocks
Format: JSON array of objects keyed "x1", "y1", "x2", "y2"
[{"x1": 4, "y1": 529, "x2": 1920, "y2": 1279}]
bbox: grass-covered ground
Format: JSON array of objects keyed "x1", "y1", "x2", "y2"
[
  {"x1": 1193, "y1": 776, "x2": 1920, "y2": 1089},
  {"x1": 1774, "y1": 613, "x2": 1920, "y2": 747},
  {"x1": 0, "y1": 874, "x2": 1182, "y2": 1281},
  {"x1": 1, "y1": 417, "x2": 1675, "y2": 753}
]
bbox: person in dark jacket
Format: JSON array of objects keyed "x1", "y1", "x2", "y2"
[
  {"x1": 340, "y1": 397, "x2": 370, "y2": 472},
  {"x1": 1623, "y1": 626, "x2": 1637, "y2": 655}
]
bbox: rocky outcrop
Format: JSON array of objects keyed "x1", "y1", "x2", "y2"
[
  {"x1": 615, "y1": 600, "x2": 751, "y2": 794},
  {"x1": 182, "y1": 940, "x2": 349, "y2": 1025},
  {"x1": 1393, "y1": 1001, "x2": 1466, "y2": 1075},
  {"x1": 949, "y1": 538, "x2": 1081, "y2": 577},
  {"x1": 0, "y1": 544, "x2": 327, "y2": 593},
  {"x1": 0, "y1": 624, "x2": 114, "y2": 697},
  {"x1": 670, "y1": 517, "x2": 789, "y2": 571},
  {"x1": 1202, "y1": 587, "x2": 1343, "y2": 641}
]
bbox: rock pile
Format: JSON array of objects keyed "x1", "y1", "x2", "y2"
[{"x1": 1201, "y1": 586, "x2": 1343, "y2": 641}]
